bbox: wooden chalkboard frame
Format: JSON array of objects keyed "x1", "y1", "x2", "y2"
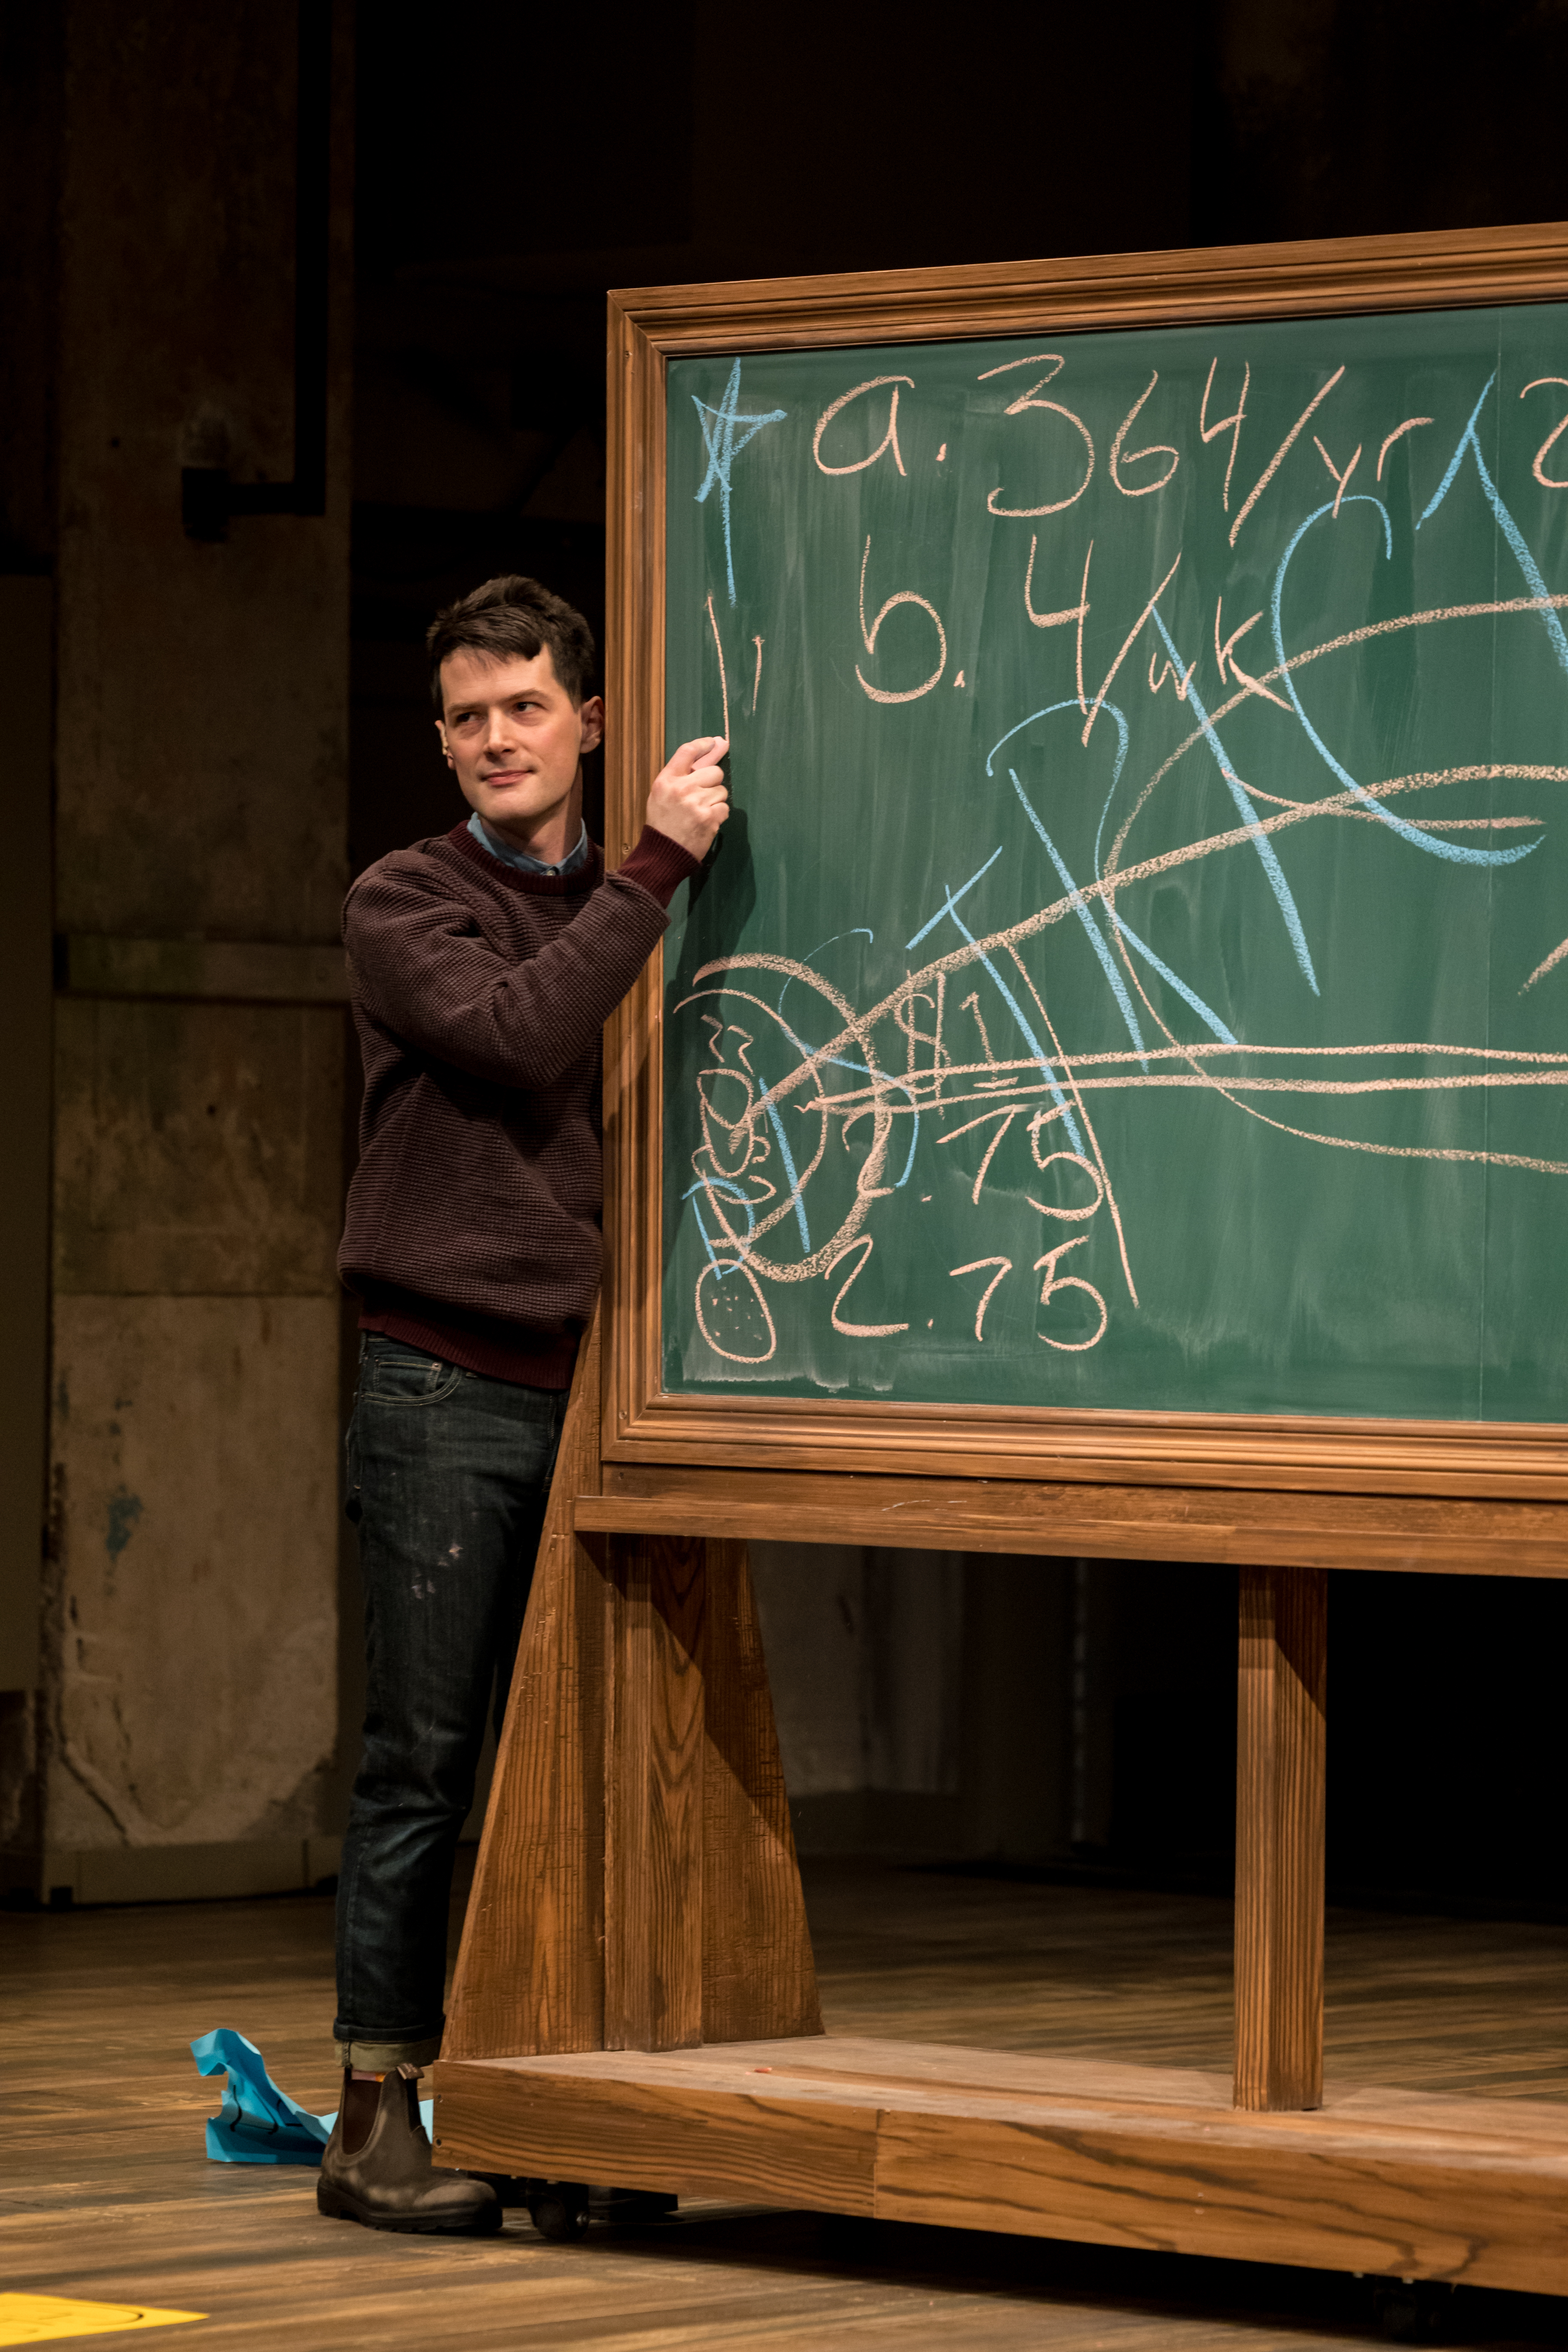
[{"x1": 603, "y1": 222, "x2": 1568, "y2": 1505}]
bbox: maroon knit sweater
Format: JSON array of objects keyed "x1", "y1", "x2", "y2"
[{"x1": 339, "y1": 820, "x2": 698, "y2": 1387}]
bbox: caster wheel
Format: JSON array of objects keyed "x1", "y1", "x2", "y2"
[
  {"x1": 1371, "y1": 2279, "x2": 1454, "y2": 2341},
  {"x1": 528, "y1": 2181, "x2": 591, "y2": 2243}
]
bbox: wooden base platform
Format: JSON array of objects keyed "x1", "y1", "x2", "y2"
[
  {"x1": 434, "y1": 2034, "x2": 1568, "y2": 2299},
  {"x1": 431, "y1": 1317, "x2": 1568, "y2": 2311}
]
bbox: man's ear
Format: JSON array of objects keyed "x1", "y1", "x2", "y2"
[
  {"x1": 435, "y1": 719, "x2": 452, "y2": 766},
  {"x1": 579, "y1": 694, "x2": 606, "y2": 756}
]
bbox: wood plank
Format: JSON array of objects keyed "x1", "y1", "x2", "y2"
[
  {"x1": 873, "y1": 2108, "x2": 1568, "y2": 2294},
  {"x1": 604, "y1": 1533, "x2": 706, "y2": 2050},
  {"x1": 700, "y1": 1539, "x2": 824, "y2": 2046},
  {"x1": 609, "y1": 222, "x2": 1568, "y2": 355},
  {"x1": 1234, "y1": 1569, "x2": 1327, "y2": 2113},
  {"x1": 600, "y1": 1406, "x2": 1568, "y2": 1505},
  {"x1": 601, "y1": 272, "x2": 670, "y2": 1480},
  {"x1": 435, "y1": 2061, "x2": 877, "y2": 2212},
  {"x1": 441, "y1": 1308, "x2": 607, "y2": 2061},
  {"x1": 696, "y1": 2036, "x2": 1234, "y2": 2119},
  {"x1": 434, "y1": 2034, "x2": 1568, "y2": 2151},
  {"x1": 432, "y1": 2037, "x2": 1568, "y2": 2296},
  {"x1": 579, "y1": 1466, "x2": 1568, "y2": 1574}
]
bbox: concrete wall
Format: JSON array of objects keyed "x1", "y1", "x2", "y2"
[
  {"x1": 0, "y1": 584, "x2": 54, "y2": 1867},
  {"x1": 2, "y1": 0, "x2": 355, "y2": 1905}
]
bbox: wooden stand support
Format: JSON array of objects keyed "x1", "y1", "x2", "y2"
[
  {"x1": 1234, "y1": 1567, "x2": 1327, "y2": 2113},
  {"x1": 433, "y1": 1335, "x2": 1568, "y2": 2297}
]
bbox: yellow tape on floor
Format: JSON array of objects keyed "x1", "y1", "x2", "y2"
[{"x1": 0, "y1": 2296, "x2": 204, "y2": 2344}]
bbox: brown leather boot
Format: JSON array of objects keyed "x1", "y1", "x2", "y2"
[{"x1": 317, "y1": 2065, "x2": 501, "y2": 2234}]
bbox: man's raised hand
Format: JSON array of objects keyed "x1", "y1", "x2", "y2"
[{"x1": 646, "y1": 735, "x2": 731, "y2": 860}]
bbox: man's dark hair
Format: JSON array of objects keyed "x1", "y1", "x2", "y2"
[{"x1": 426, "y1": 575, "x2": 597, "y2": 710}]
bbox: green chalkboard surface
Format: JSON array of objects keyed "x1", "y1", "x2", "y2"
[{"x1": 660, "y1": 304, "x2": 1568, "y2": 1423}]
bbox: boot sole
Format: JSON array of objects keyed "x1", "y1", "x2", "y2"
[{"x1": 317, "y1": 2181, "x2": 503, "y2": 2235}]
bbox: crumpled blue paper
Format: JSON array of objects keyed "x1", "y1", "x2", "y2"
[{"x1": 191, "y1": 2027, "x2": 432, "y2": 2165}]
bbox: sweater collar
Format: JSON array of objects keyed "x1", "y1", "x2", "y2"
[
  {"x1": 466, "y1": 810, "x2": 591, "y2": 878},
  {"x1": 446, "y1": 821, "x2": 602, "y2": 894}
]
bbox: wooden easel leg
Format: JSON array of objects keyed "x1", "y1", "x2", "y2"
[
  {"x1": 702, "y1": 1540, "x2": 823, "y2": 2043},
  {"x1": 1233, "y1": 1565, "x2": 1327, "y2": 2111},
  {"x1": 442, "y1": 1310, "x2": 606, "y2": 2062},
  {"x1": 602, "y1": 1533, "x2": 824, "y2": 2052},
  {"x1": 604, "y1": 1532, "x2": 707, "y2": 2051}
]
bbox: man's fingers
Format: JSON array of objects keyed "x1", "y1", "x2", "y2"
[
  {"x1": 646, "y1": 735, "x2": 731, "y2": 855},
  {"x1": 663, "y1": 763, "x2": 728, "y2": 801},
  {"x1": 668, "y1": 733, "x2": 729, "y2": 777}
]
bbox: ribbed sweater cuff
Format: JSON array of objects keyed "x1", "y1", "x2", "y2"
[{"x1": 616, "y1": 825, "x2": 701, "y2": 907}]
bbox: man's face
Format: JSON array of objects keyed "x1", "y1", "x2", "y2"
[{"x1": 438, "y1": 646, "x2": 605, "y2": 851}]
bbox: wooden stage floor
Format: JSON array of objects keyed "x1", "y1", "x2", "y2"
[{"x1": 6, "y1": 1860, "x2": 1566, "y2": 2349}]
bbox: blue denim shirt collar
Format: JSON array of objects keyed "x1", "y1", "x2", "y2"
[{"x1": 466, "y1": 810, "x2": 591, "y2": 878}]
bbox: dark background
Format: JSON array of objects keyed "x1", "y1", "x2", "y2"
[{"x1": 348, "y1": 0, "x2": 1568, "y2": 869}]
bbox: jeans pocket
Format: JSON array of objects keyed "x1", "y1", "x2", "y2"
[{"x1": 361, "y1": 1343, "x2": 466, "y2": 1406}]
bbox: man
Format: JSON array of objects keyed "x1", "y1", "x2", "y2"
[{"x1": 317, "y1": 575, "x2": 728, "y2": 2232}]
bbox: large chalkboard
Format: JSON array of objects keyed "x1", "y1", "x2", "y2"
[{"x1": 655, "y1": 295, "x2": 1568, "y2": 1427}]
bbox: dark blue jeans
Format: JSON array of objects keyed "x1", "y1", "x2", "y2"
[{"x1": 333, "y1": 1335, "x2": 566, "y2": 2067}]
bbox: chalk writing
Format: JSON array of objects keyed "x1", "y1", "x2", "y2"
[{"x1": 667, "y1": 314, "x2": 1568, "y2": 1419}]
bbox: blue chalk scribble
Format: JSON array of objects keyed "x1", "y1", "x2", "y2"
[{"x1": 694, "y1": 360, "x2": 788, "y2": 606}]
